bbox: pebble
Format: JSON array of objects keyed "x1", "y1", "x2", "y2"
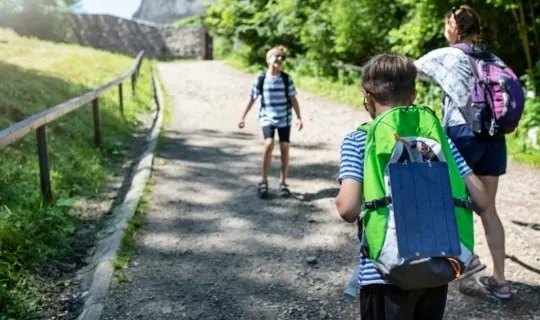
[
  {"x1": 306, "y1": 256, "x2": 318, "y2": 265},
  {"x1": 179, "y1": 249, "x2": 193, "y2": 256}
]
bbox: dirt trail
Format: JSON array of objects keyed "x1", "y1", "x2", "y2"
[{"x1": 102, "y1": 61, "x2": 540, "y2": 320}]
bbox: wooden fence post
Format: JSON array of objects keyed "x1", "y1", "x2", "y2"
[
  {"x1": 131, "y1": 74, "x2": 136, "y2": 96},
  {"x1": 119, "y1": 83, "x2": 124, "y2": 116},
  {"x1": 204, "y1": 31, "x2": 213, "y2": 60},
  {"x1": 92, "y1": 99, "x2": 101, "y2": 147},
  {"x1": 36, "y1": 126, "x2": 53, "y2": 202}
]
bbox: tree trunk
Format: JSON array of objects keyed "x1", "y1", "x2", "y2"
[
  {"x1": 512, "y1": 1, "x2": 533, "y2": 71},
  {"x1": 528, "y1": 0, "x2": 539, "y2": 58}
]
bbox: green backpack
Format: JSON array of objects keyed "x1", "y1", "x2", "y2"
[{"x1": 357, "y1": 105, "x2": 476, "y2": 290}]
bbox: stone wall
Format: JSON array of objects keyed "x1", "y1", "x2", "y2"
[
  {"x1": 1, "y1": 11, "x2": 209, "y2": 59},
  {"x1": 54, "y1": 13, "x2": 208, "y2": 58}
]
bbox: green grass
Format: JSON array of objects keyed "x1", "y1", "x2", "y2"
[
  {"x1": 0, "y1": 28, "x2": 154, "y2": 318},
  {"x1": 507, "y1": 134, "x2": 540, "y2": 167}
]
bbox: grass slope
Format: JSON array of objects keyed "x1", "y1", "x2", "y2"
[{"x1": 0, "y1": 28, "x2": 154, "y2": 319}]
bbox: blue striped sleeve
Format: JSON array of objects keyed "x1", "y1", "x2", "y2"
[
  {"x1": 338, "y1": 131, "x2": 366, "y2": 183},
  {"x1": 288, "y1": 77, "x2": 297, "y2": 97},
  {"x1": 447, "y1": 137, "x2": 472, "y2": 177},
  {"x1": 357, "y1": 255, "x2": 388, "y2": 286},
  {"x1": 250, "y1": 76, "x2": 260, "y2": 99}
]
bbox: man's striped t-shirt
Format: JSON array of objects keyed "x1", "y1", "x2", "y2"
[
  {"x1": 250, "y1": 72, "x2": 297, "y2": 128},
  {"x1": 338, "y1": 129, "x2": 473, "y2": 287}
]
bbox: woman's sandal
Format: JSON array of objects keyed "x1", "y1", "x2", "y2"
[
  {"x1": 476, "y1": 276, "x2": 512, "y2": 300},
  {"x1": 258, "y1": 181, "x2": 269, "y2": 199},
  {"x1": 459, "y1": 254, "x2": 487, "y2": 280}
]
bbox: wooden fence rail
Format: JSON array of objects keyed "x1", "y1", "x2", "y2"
[{"x1": 0, "y1": 51, "x2": 145, "y2": 202}]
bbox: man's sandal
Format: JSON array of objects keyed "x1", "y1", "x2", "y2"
[{"x1": 476, "y1": 276, "x2": 512, "y2": 300}]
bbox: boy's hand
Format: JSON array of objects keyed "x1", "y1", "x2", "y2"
[
  {"x1": 238, "y1": 119, "x2": 246, "y2": 129},
  {"x1": 296, "y1": 119, "x2": 303, "y2": 131}
]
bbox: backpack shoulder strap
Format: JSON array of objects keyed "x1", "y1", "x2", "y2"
[
  {"x1": 280, "y1": 72, "x2": 290, "y2": 101},
  {"x1": 454, "y1": 45, "x2": 480, "y2": 79},
  {"x1": 257, "y1": 71, "x2": 266, "y2": 103},
  {"x1": 452, "y1": 43, "x2": 474, "y2": 54},
  {"x1": 453, "y1": 44, "x2": 498, "y2": 80},
  {"x1": 357, "y1": 122, "x2": 372, "y2": 133},
  {"x1": 257, "y1": 71, "x2": 266, "y2": 92},
  {"x1": 465, "y1": 55, "x2": 480, "y2": 79}
]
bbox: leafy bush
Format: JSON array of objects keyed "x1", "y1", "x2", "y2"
[{"x1": 207, "y1": 0, "x2": 539, "y2": 76}]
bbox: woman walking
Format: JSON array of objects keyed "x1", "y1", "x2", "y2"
[{"x1": 415, "y1": 5, "x2": 519, "y2": 299}]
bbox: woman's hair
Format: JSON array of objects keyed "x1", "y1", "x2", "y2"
[{"x1": 445, "y1": 5, "x2": 482, "y2": 42}]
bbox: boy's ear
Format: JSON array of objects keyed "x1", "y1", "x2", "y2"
[
  {"x1": 365, "y1": 93, "x2": 375, "y2": 108},
  {"x1": 407, "y1": 89, "x2": 417, "y2": 105}
]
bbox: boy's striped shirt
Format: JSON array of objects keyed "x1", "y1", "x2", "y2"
[{"x1": 250, "y1": 72, "x2": 297, "y2": 128}]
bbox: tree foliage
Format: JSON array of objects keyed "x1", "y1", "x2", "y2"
[{"x1": 206, "y1": 0, "x2": 540, "y2": 77}]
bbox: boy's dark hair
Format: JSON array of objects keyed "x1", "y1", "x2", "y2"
[
  {"x1": 361, "y1": 53, "x2": 417, "y2": 106},
  {"x1": 445, "y1": 5, "x2": 482, "y2": 42}
]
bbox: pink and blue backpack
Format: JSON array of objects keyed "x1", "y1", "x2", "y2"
[{"x1": 454, "y1": 43, "x2": 525, "y2": 136}]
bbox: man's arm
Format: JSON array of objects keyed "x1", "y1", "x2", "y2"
[{"x1": 336, "y1": 179, "x2": 363, "y2": 223}]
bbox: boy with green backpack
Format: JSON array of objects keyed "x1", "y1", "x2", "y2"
[{"x1": 335, "y1": 53, "x2": 490, "y2": 319}]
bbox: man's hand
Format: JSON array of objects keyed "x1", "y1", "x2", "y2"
[
  {"x1": 238, "y1": 119, "x2": 246, "y2": 129},
  {"x1": 296, "y1": 119, "x2": 303, "y2": 131}
]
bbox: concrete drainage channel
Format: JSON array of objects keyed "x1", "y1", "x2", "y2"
[{"x1": 74, "y1": 67, "x2": 165, "y2": 320}]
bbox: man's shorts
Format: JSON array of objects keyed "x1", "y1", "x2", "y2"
[
  {"x1": 262, "y1": 125, "x2": 291, "y2": 143},
  {"x1": 447, "y1": 125, "x2": 507, "y2": 177}
]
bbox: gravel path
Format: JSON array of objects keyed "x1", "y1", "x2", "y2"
[{"x1": 102, "y1": 61, "x2": 540, "y2": 320}]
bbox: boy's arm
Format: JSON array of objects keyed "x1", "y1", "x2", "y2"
[
  {"x1": 447, "y1": 137, "x2": 490, "y2": 212},
  {"x1": 335, "y1": 132, "x2": 366, "y2": 223},
  {"x1": 241, "y1": 97, "x2": 256, "y2": 119},
  {"x1": 238, "y1": 98, "x2": 256, "y2": 128},
  {"x1": 336, "y1": 180, "x2": 363, "y2": 222},
  {"x1": 287, "y1": 77, "x2": 303, "y2": 130},
  {"x1": 239, "y1": 77, "x2": 260, "y2": 128},
  {"x1": 290, "y1": 96, "x2": 303, "y2": 130},
  {"x1": 290, "y1": 96, "x2": 301, "y2": 119}
]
